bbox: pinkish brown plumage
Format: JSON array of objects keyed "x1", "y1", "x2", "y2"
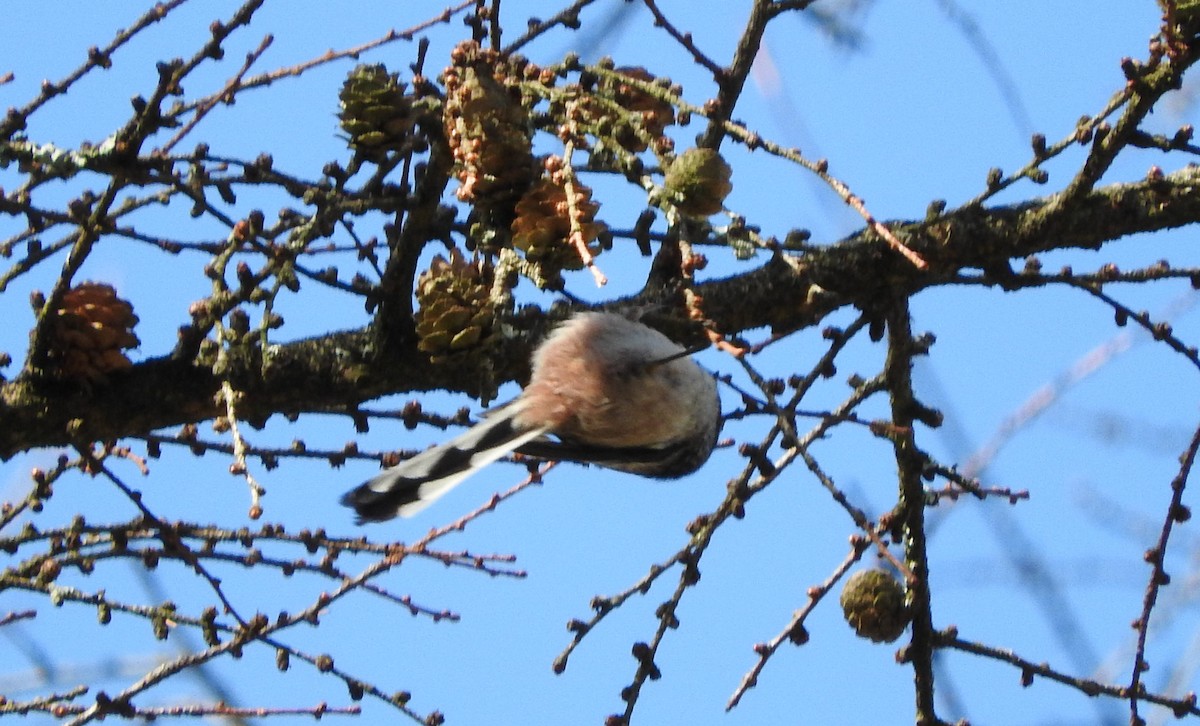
[{"x1": 342, "y1": 312, "x2": 720, "y2": 522}]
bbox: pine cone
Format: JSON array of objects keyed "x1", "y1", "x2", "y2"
[
  {"x1": 338, "y1": 63, "x2": 414, "y2": 162},
  {"x1": 839, "y1": 569, "x2": 910, "y2": 644},
  {"x1": 47, "y1": 282, "x2": 140, "y2": 382},
  {"x1": 442, "y1": 40, "x2": 538, "y2": 225},
  {"x1": 511, "y1": 177, "x2": 602, "y2": 272},
  {"x1": 603, "y1": 66, "x2": 675, "y2": 152},
  {"x1": 414, "y1": 249, "x2": 499, "y2": 361},
  {"x1": 663, "y1": 147, "x2": 733, "y2": 217}
]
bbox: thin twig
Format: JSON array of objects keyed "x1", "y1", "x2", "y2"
[
  {"x1": 160, "y1": 34, "x2": 275, "y2": 154},
  {"x1": 726, "y1": 537, "x2": 869, "y2": 709},
  {"x1": 1128, "y1": 420, "x2": 1200, "y2": 722}
]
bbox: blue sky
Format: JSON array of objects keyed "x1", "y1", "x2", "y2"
[{"x1": 2, "y1": 2, "x2": 1198, "y2": 725}]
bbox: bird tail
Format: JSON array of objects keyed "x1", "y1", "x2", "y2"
[{"x1": 341, "y1": 405, "x2": 548, "y2": 523}]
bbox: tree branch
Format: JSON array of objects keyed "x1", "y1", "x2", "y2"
[{"x1": 4, "y1": 166, "x2": 1200, "y2": 457}]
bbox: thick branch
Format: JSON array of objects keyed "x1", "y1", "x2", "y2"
[
  {"x1": 3, "y1": 167, "x2": 1200, "y2": 457},
  {"x1": 698, "y1": 165, "x2": 1200, "y2": 334},
  {"x1": 0, "y1": 328, "x2": 526, "y2": 460}
]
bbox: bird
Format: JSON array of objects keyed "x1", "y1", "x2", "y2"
[{"x1": 341, "y1": 311, "x2": 721, "y2": 522}]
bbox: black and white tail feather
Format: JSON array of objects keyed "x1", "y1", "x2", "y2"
[{"x1": 340, "y1": 404, "x2": 548, "y2": 522}]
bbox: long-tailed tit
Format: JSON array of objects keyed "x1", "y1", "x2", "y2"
[{"x1": 341, "y1": 312, "x2": 720, "y2": 522}]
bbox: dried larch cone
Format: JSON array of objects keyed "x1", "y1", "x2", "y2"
[
  {"x1": 601, "y1": 66, "x2": 676, "y2": 153},
  {"x1": 663, "y1": 147, "x2": 733, "y2": 217},
  {"x1": 46, "y1": 282, "x2": 140, "y2": 382},
  {"x1": 839, "y1": 569, "x2": 911, "y2": 644},
  {"x1": 442, "y1": 40, "x2": 539, "y2": 226},
  {"x1": 414, "y1": 249, "x2": 499, "y2": 363},
  {"x1": 511, "y1": 176, "x2": 603, "y2": 273},
  {"x1": 338, "y1": 63, "x2": 414, "y2": 162}
]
